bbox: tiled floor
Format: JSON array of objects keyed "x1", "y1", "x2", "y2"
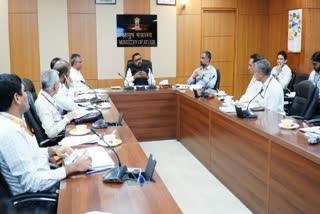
[{"x1": 140, "y1": 140, "x2": 252, "y2": 214}]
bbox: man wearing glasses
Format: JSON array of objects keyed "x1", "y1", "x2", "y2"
[
  {"x1": 125, "y1": 53, "x2": 155, "y2": 86},
  {"x1": 239, "y1": 53, "x2": 264, "y2": 104},
  {"x1": 308, "y1": 51, "x2": 320, "y2": 95},
  {"x1": 187, "y1": 50, "x2": 217, "y2": 89}
]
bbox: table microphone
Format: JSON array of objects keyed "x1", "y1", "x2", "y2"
[
  {"x1": 244, "y1": 88, "x2": 264, "y2": 117},
  {"x1": 90, "y1": 128, "x2": 127, "y2": 183},
  {"x1": 80, "y1": 80, "x2": 103, "y2": 104},
  {"x1": 118, "y1": 73, "x2": 134, "y2": 90}
]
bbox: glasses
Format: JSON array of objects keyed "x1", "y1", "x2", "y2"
[
  {"x1": 134, "y1": 58, "x2": 142, "y2": 62},
  {"x1": 312, "y1": 61, "x2": 320, "y2": 66}
]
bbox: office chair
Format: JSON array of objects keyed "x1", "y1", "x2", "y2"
[
  {"x1": 292, "y1": 73, "x2": 309, "y2": 91},
  {"x1": 24, "y1": 92, "x2": 64, "y2": 147},
  {"x1": 213, "y1": 68, "x2": 221, "y2": 90},
  {"x1": 125, "y1": 59, "x2": 153, "y2": 76},
  {"x1": 22, "y1": 78, "x2": 37, "y2": 101},
  {"x1": 286, "y1": 72, "x2": 296, "y2": 92},
  {"x1": 0, "y1": 167, "x2": 58, "y2": 214},
  {"x1": 287, "y1": 80, "x2": 319, "y2": 120}
]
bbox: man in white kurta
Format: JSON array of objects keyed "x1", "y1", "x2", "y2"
[
  {"x1": 254, "y1": 59, "x2": 285, "y2": 114},
  {"x1": 35, "y1": 70, "x2": 76, "y2": 138},
  {"x1": 270, "y1": 51, "x2": 292, "y2": 89},
  {"x1": 308, "y1": 51, "x2": 320, "y2": 96},
  {"x1": 70, "y1": 53, "x2": 88, "y2": 92}
]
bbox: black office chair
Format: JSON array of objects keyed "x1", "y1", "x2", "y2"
[
  {"x1": 0, "y1": 166, "x2": 58, "y2": 213},
  {"x1": 24, "y1": 92, "x2": 64, "y2": 147},
  {"x1": 125, "y1": 59, "x2": 153, "y2": 76},
  {"x1": 287, "y1": 80, "x2": 319, "y2": 120},
  {"x1": 292, "y1": 73, "x2": 309, "y2": 91},
  {"x1": 213, "y1": 68, "x2": 221, "y2": 90},
  {"x1": 286, "y1": 72, "x2": 296, "y2": 92},
  {"x1": 22, "y1": 78, "x2": 37, "y2": 101}
]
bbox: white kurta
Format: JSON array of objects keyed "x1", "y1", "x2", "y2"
[
  {"x1": 125, "y1": 67, "x2": 156, "y2": 86},
  {"x1": 308, "y1": 70, "x2": 320, "y2": 95},
  {"x1": 53, "y1": 83, "x2": 77, "y2": 111},
  {"x1": 271, "y1": 64, "x2": 292, "y2": 89},
  {"x1": 70, "y1": 67, "x2": 88, "y2": 91},
  {"x1": 35, "y1": 90, "x2": 70, "y2": 138},
  {"x1": 255, "y1": 75, "x2": 285, "y2": 114},
  {"x1": 239, "y1": 76, "x2": 263, "y2": 104}
]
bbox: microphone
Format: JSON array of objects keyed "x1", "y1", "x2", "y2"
[
  {"x1": 118, "y1": 73, "x2": 134, "y2": 91},
  {"x1": 90, "y1": 128, "x2": 127, "y2": 183},
  {"x1": 147, "y1": 70, "x2": 157, "y2": 90},
  {"x1": 246, "y1": 88, "x2": 264, "y2": 112},
  {"x1": 80, "y1": 80, "x2": 103, "y2": 104}
]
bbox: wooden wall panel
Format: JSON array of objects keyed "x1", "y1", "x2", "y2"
[
  {"x1": 238, "y1": 0, "x2": 269, "y2": 15},
  {"x1": 68, "y1": 13, "x2": 97, "y2": 80},
  {"x1": 8, "y1": 0, "x2": 37, "y2": 13},
  {"x1": 202, "y1": 11, "x2": 235, "y2": 36},
  {"x1": 269, "y1": 142, "x2": 320, "y2": 213},
  {"x1": 9, "y1": 3, "x2": 40, "y2": 82},
  {"x1": 124, "y1": 0, "x2": 150, "y2": 14},
  {"x1": 176, "y1": 15, "x2": 201, "y2": 81},
  {"x1": 67, "y1": 0, "x2": 95, "y2": 14},
  {"x1": 201, "y1": 0, "x2": 237, "y2": 8},
  {"x1": 123, "y1": 0, "x2": 150, "y2": 68},
  {"x1": 176, "y1": 0, "x2": 201, "y2": 15}
]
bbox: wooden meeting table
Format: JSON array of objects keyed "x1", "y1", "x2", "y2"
[{"x1": 58, "y1": 88, "x2": 320, "y2": 214}]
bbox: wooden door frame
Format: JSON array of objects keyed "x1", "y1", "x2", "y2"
[{"x1": 200, "y1": 7, "x2": 238, "y2": 95}]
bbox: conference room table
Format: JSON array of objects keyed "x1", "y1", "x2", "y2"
[{"x1": 58, "y1": 88, "x2": 320, "y2": 214}]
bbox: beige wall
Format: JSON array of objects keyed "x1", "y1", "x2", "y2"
[
  {"x1": 38, "y1": 0, "x2": 69, "y2": 71},
  {"x1": 0, "y1": 0, "x2": 10, "y2": 73}
]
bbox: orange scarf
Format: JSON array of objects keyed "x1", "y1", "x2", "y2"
[{"x1": 0, "y1": 113, "x2": 34, "y2": 136}]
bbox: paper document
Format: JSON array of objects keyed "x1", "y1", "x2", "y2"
[
  {"x1": 85, "y1": 147, "x2": 115, "y2": 169},
  {"x1": 73, "y1": 108, "x2": 99, "y2": 119},
  {"x1": 59, "y1": 135, "x2": 99, "y2": 147},
  {"x1": 219, "y1": 106, "x2": 236, "y2": 113}
]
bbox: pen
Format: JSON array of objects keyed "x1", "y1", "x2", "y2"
[{"x1": 85, "y1": 167, "x2": 109, "y2": 175}]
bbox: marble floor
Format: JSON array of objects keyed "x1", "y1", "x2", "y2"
[{"x1": 140, "y1": 140, "x2": 252, "y2": 214}]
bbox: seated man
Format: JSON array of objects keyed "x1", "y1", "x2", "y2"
[
  {"x1": 0, "y1": 73, "x2": 92, "y2": 195},
  {"x1": 53, "y1": 60, "x2": 77, "y2": 111},
  {"x1": 35, "y1": 70, "x2": 76, "y2": 138},
  {"x1": 271, "y1": 50, "x2": 292, "y2": 89},
  {"x1": 239, "y1": 53, "x2": 264, "y2": 103},
  {"x1": 253, "y1": 59, "x2": 285, "y2": 114},
  {"x1": 70, "y1": 53, "x2": 88, "y2": 92},
  {"x1": 125, "y1": 53, "x2": 156, "y2": 86},
  {"x1": 187, "y1": 50, "x2": 217, "y2": 89},
  {"x1": 308, "y1": 51, "x2": 320, "y2": 95}
]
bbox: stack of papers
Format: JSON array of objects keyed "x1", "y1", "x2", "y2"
[
  {"x1": 59, "y1": 135, "x2": 99, "y2": 147},
  {"x1": 73, "y1": 108, "x2": 99, "y2": 119},
  {"x1": 85, "y1": 147, "x2": 115, "y2": 174},
  {"x1": 219, "y1": 106, "x2": 236, "y2": 113}
]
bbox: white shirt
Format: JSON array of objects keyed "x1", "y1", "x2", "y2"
[
  {"x1": 0, "y1": 112, "x2": 66, "y2": 195},
  {"x1": 239, "y1": 76, "x2": 263, "y2": 103},
  {"x1": 255, "y1": 75, "x2": 285, "y2": 114},
  {"x1": 308, "y1": 70, "x2": 320, "y2": 95},
  {"x1": 70, "y1": 67, "x2": 88, "y2": 91},
  {"x1": 187, "y1": 65, "x2": 217, "y2": 89},
  {"x1": 125, "y1": 68, "x2": 156, "y2": 86},
  {"x1": 54, "y1": 83, "x2": 77, "y2": 111},
  {"x1": 35, "y1": 90, "x2": 70, "y2": 138},
  {"x1": 271, "y1": 64, "x2": 292, "y2": 88}
]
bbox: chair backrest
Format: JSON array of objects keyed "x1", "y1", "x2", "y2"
[
  {"x1": 126, "y1": 59, "x2": 152, "y2": 75},
  {"x1": 24, "y1": 92, "x2": 48, "y2": 144},
  {"x1": 287, "y1": 72, "x2": 296, "y2": 91},
  {"x1": 213, "y1": 68, "x2": 220, "y2": 90},
  {"x1": 293, "y1": 73, "x2": 309, "y2": 91},
  {"x1": 22, "y1": 78, "x2": 37, "y2": 101},
  {"x1": 288, "y1": 80, "x2": 318, "y2": 119}
]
